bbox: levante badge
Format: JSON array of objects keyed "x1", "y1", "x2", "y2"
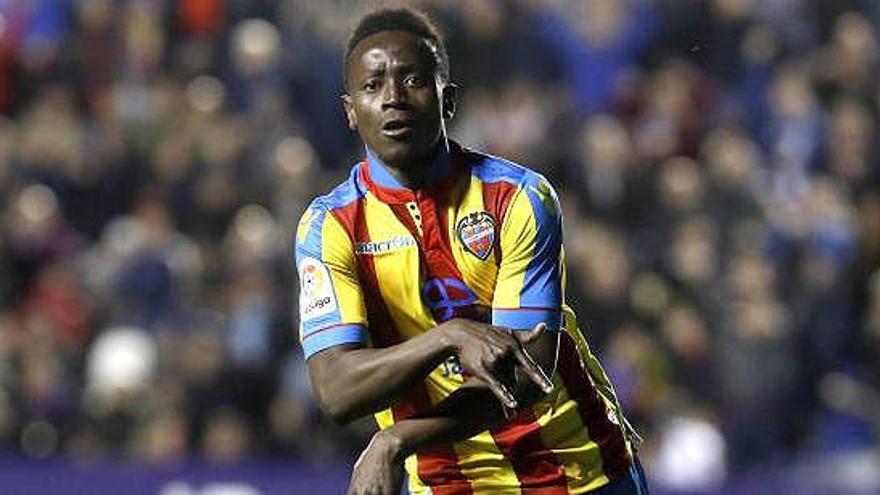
[{"x1": 457, "y1": 211, "x2": 496, "y2": 260}]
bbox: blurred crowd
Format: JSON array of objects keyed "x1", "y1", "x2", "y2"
[{"x1": 0, "y1": 0, "x2": 879, "y2": 492}]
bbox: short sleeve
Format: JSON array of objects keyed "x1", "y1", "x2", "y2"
[
  {"x1": 491, "y1": 174, "x2": 563, "y2": 331},
  {"x1": 295, "y1": 204, "x2": 368, "y2": 358}
]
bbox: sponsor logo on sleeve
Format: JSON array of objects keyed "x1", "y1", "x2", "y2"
[{"x1": 298, "y1": 257, "x2": 337, "y2": 321}]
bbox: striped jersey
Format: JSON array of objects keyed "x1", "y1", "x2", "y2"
[{"x1": 295, "y1": 140, "x2": 635, "y2": 494}]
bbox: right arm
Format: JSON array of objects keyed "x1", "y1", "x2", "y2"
[
  {"x1": 306, "y1": 339, "x2": 449, "y2": 424},
  {"x1": 296, "y1": 205, "x2": 549, "y2": 423},
  {"x1": 307, "y1": 318, "x2": 545, "y2": 423}
]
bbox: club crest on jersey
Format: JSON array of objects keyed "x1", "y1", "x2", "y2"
[{"x1": 456, "y1": 211, "x2": 496, "y2": 260}]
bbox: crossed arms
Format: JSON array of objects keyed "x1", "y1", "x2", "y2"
[{"x1": 307, "y1": 318, "x2": 559, "y2": 495}]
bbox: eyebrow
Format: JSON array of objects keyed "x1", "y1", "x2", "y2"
[{"x1": 360, "y1": 62, "x2": 424, "y2": 78}]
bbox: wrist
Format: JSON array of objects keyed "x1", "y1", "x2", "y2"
[
  {"x1": 433, "y1": 320, "x2": 458, "y2": 355},
  {"x1": 375, "y1": 427, "x2": 407, "y2": 463}
]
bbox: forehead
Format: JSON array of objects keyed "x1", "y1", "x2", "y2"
[{"x1": 349, "y1": 30, "x2": 437, "y2": 74}]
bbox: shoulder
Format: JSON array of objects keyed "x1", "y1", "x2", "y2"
[
  {"x1": 296, "y1": 163, "x2": 365, "y2": 248},
  {"x1": 463, "y1": 147, "x2": 561, "y2": 226},
  {"x1": 459, "y1": 145, "x2": 551, "y2": 191},
  {"x1": 454, "y1": 144, "x2": 559, "y2": 227},
  {"x1": 307, "y1": 163, "x2": 366, "y2": 216}
]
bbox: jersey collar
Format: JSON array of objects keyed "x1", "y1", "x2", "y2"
[{"x1": 361, "y1": 139, "x2": 460, "y2": 203}]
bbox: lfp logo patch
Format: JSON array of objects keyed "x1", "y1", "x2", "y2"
[
  {"x1": 298, "y1": 257, "x2": 337, "y2": 321},
  {"x1": 456, "y1": 211, "x2": 496, "y2": 260},
  {"x1": 302, "y1": 262, "x2": 325, "y2": 297}
]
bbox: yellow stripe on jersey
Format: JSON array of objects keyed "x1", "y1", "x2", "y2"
[
  {"x1": 448, "y1": 173, "x2": 498, "y2": 306},
  {"x1": 537, "y1": 378, "x2": 611, "y2": 493},
  {"x1": 421, "y1": 368, "x2": 520, "y2": 492},
  {"x1": 453, "y1": 432, "x2": 520, "y2": 493},
  {"x1": 493, "y1": 186, "x2": 535, "y2": 310},
  {"x1": 362, "y1": 192, "x2": 432, "y2": 341},
  {"x1": 321, "y1": 213, "x2": 367, "y2": 327}
]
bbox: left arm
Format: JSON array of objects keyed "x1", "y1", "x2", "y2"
[
  {"x1": 349, "y1": 173, "x2": 567, "y2": 495},
  {"x1": 349, "y1": 327, "x2": 557, "y2": 495}
]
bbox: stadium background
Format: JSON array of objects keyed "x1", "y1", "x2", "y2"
[{"x1": 0, "y1": 0, "x2": 878, "y2": 493}]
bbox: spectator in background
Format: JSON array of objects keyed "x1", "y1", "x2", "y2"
[
  {"x1": 536, "y1": 0, "x2": 658, "y2": 115},
  {"x1": 573, "y1": 114, "x2": 653, "y2": 232},
  {"x1": 762, "y1": 62, "x2": 823, "y2": 203}
]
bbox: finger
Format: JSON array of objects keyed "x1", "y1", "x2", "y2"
[
  {"x1": 513, "y1": 344, "x2": 554, "y2": 393},
  {"x1": 478, "y1": 367, "x2": 518, "y2": 409},
  {"x1": 511, "y1": 323, "x2": 553, "y2": 392},
  {"x1": 486, "y1": 324, "x2": 516, "y2": 340}
]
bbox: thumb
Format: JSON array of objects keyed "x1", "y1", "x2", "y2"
[{"x1": 518, "y1": 322, "x2": 548, "y2": 345}]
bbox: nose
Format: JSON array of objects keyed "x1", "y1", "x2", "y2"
[{"x1": 381, "y1": 78, "x2": 407, "y2": 108}]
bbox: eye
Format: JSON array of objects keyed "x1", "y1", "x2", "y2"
[
  {"x1": 362, "y1": 79, "x2": 379, "y2": 93},
  {"x1": 404, "y1": 74, "x2": 428, "y2": 88}
]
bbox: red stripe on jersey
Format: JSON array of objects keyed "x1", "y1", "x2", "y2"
[
  {"x1": 481, "y1": 180, "x2": 519, "y2": 264},
  {"x1": 388, "y1": 203, "x2": 421, "y2": 240},
  {"x1": 557, "y1": 334, "x2": 630, "y2": 480},
  {"x1": 331, "y1": 199, "x2": 397, "y2": 348},
  {"x1": 418, "y1": 190, "x2": 465, "y2": 281},
  {"x1": 490, "y1": 410, "x2": 568, "y2": 493},
  {"x1": 393, "y1": 386, "x2": 474, "y2": 495},
  {"x1": 359, "y1": 159, "x2": 415, "y2": 204},
  {"x1": 332, "y1": 196, "x2": 473, "y2": 494}
]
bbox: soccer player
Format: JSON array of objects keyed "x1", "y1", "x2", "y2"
[{"x1": 294, "y1": 7, "x2": 648, "y2": 495}]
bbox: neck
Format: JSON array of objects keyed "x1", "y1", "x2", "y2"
[
  {"x1": 389, "y1": 155, "x2": 433, "y2": 190},
  {"x1": 371, "y1": 138, "x2": 448, "y2": 190}
]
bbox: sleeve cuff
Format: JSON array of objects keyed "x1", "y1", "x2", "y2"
[
  {"x1": 301, "y1": 324, "x2": 367, "y2": 359},
  {"x1": 492, "y1": 308, "x2": 562, "y2": 332}
]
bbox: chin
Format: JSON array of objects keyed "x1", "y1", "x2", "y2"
[{"x1": 373, "y1": 142, "x2": 421, "y2": 166}]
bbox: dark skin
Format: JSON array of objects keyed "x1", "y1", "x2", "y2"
[
  {"x1": 306, "y1": 30, "x2": 560, "y2": 495},
  {"x1": 341, "y1": 30, "x2": 455, "y2": 187}
]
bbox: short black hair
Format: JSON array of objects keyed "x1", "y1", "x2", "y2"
[{"x1": 344, "y1": 7, "x2": 450, "y2": 86}]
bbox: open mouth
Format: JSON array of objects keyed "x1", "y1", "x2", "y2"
[{"x1": 381, "y1": 119, "x2": 415, "y2": 138}]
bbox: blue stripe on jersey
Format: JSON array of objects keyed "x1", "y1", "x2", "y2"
[
  {"x1": 493, "y1": 308, "x2": 562, "y2": 332},
  {"x1": 319, "y1": 164, "x2": 366, "y2": 211},
  {"x1": 470, "y1": 154, "x2": 528, "y2": 185},
  {"x1": 519, "y1": 173, "x2": 563, "y2": 314},
  {"x1": 296, "y1": 203, "x2": 326, "y2": 260},
  {"x1": 301, "y1": 324, "x2": 367, "y2": 359}
]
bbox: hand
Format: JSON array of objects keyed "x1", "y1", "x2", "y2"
[
  {"x1": 439, "y1": 319, "x2": 553, "y2": 409},
  {"x1": 348, "y1": 430, "x2": 405, "y2": 495}
]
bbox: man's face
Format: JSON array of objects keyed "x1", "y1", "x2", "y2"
[{"x1": 343, "y1": 31, "x2": 451, "y2": 169}]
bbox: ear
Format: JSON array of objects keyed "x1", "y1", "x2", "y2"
[
  {"x1": 440, "y1": 83, "x2": 458, "y2": 120},
  {"x1": 341, "y1": 94, "x2": 357, "y2": 131}
]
